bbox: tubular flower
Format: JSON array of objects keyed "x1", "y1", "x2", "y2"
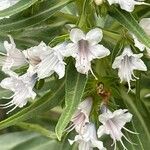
[
  {"x1": 67, "y1": 97, "x2": 93, "y2": 133},
  {"x1": 69, "y1": 123, "x2": 106, "y2": 150},
  {"x1": 132, "y1": 18, "x2": 150, "y2": 53},
  {"x1": 0, "y1": 72, "x2": 36, "y2": 114},
  {"x1": 23, "y1": 42, "x2": 67, "y2": 79},
  {"x1": 112, "y1": 47, "x2": 147, "y2": 91},
  {"x1": 97, "y1": 108, "x2": 137, "y2": 150},
  {"x1": 66, "y1": 28, "x2": 110, "y2": 77},
  {"x1": 107, "y1": 0, "x2": 148, "y2": 12},
  {"x1": 1, "y1": 35, "x2": 27, "y2": 76}
]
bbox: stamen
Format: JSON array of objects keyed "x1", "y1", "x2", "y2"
[
  {"x1": 120, "y1": 138, "x2": 128, "y2": 150},
  {"x1": 2, "y1": 103, "x2": 14, "y2": 109},
  {"x1": 123, "y1": 127, "x2": 139, "y2": 134},
  {"x1": 6, "y1": 105, "x2": 18, "y2": 114},
  {"x1": 64, "y1": 123, "x2": 75, "y2": 132},
  {"x1": 136, "y1": 2, "x2": 150, "y2": 6},
  {"x1": 0, "y1": 101, "x2": 12, "y2": 106},
  {"x1": 90, "y1": 68, "x2": 98, "y2": 80},
  {"x1": 123, "y1": 134, "x2": 137, "y2": 145},
  {"x1": 2, "y1": 95, "x2": 14, "y2": 99}
]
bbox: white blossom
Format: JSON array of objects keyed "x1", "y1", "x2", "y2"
[
  {"x1": 66, "y1": 28, "x2": 110, "y2": 77},
  {"x1": 97, "y1": 108, "x2": 137, "y2": 150},
  {"x1": 132, "y1": 18, "x2": 150, "y2": 53},
  {"x1": 0, "y1": 72, "x2": 36, "y2": 114},
  {"x1": 67, "y1": 97, "x2": 93, "y2": 133},
  {"x1": 23, "y1": 42, "x2": 67, "y2": 79},
  {"x1": 107, "y1": 0, "x2": 148, "y2": 12},
  {"x1": 112, "y1": 47, "x2": 147, "y2": 91},
  {"x1": 69, "y1": 123, "x2": 106, "y2": 150},
  {"x1": 1, "y1": 35, "x2": 27, "y2": 76}
]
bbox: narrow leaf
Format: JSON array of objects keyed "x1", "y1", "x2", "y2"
[
  {"x1": 55, "y1": 62, "x2": 87, "y2": 140},
  {"x1": 0, "y1": 0, "x2": 71, "y2": 31},
  {"x1": 16, "y1": 122, "x2": 57, "y2": 139},
  {"x1": 0, "y1": 0, "x2": 38, "y2": 18},
  {"x1": 109, "y1": 7, "x2": 150, "y2": 48}
]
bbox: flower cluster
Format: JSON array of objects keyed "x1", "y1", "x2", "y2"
[
  {"x1": 0, "y1": 19, "x2": 149, "y2": 112},
  {"x1": 68, "y1": 99, "x2": 136, "y2": 150},
  {"x1": 0, "y1": 28, "x2": 110, "y2": 113}
]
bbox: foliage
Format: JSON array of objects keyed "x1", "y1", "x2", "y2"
[{"x1": 0, "y1": 0, "x2": 150, "y2": 150}]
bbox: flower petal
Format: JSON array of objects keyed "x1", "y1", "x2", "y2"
[
  {"x1": 86, "y1": 28, "x2": 103, "y2": 45},
  {"x1": 89, "y1": 44, "x2": 110, "y2": 61},
  {"x1": 140, "y1": 18, "x2": 150, "y2": 36},
  {"x1": 0, "y1": 77, "x2": 16, "y2": 91},
  {"x1": 107, "y1": 0, "x2": 118, "y2": 5},
  {"x1": 91, "y1": 139, "x2": 106, "y2": 150},
  {"x1": 70, "y1": 28, "x2": 85, "y2": 43},
  {"x1": 131, "y1": 57, "x2": 147, "y2": 71},
  {"x1": 75, "y1": 58, "x2": 91, "y2": 74},
  {"x1": 132, "y1": 34, "x2": 146, "y2": 51},
  {"x1": 97, "y1": 125, "x2": 107, "y2": 138},
  {"x1": 54, "y1": 62, "x2": 65, "y2": 79},
  {"x1": 119, "y1": 0, "x2": 136, "y2": 12},
  {"x1": 66, "y1": 43, "x2": 78, "y2": 57},
  {"x1": 78, "y1": 141, "x2": 91, "y2": 150}
]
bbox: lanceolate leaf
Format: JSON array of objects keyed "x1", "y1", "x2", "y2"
[
  {"x1": 0, "y1": 0, "x2": 39, "y2": 18},
  {"x1": 0, "y1": 79, "x2": 65, "y2": 130},
  {"x1": 16, "y1": 122, "x2": 57, "y2": 139},
  {"x1": 109, "y1": 7, "x2": 150, "y2": 48},
  {"x1": 0, "y1": 131, "x2": 62, "y2": 150},
  {"x1": 0, "y1": 0, "x2": 72, "y2": 31},
  {"x1": 55, "y1": 62, "x2": 87, "y2": 140},
  {"x1": 120, "y1": 88, "x2": 150, "y2": 150}
]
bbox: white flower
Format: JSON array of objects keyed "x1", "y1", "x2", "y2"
[
  {"x1": 69, "y1": 123, "x2": 106, "y2": 150},
  {"x1": 107, "y1": 0, "x2": 148, "y2": 12},
  {"x1": 112, "y1": 47, "x2": 147, "y2": 91},
  {"x1": 132, "y1": 18, "x2": 150, "y2": 53},
  {"x1": 23, "y1": 42, "x2": 50, "y2": 74},
  {"x1": 1, "y1": 35, "x2": 27, "y2": 76},
  {"x1": 97, "y1": 108, "x2": 137, "y2": 150},
  {"x1": 23, "y1": 42, "x2": 66, "y2": 79},
  {"x1": 67, "y1": 97, "x2": 93, "y2": 133},
  {"x1": 0, "y1": 72, "x2": 36, "y2": 114},
  {"x1": 66, "y1": 28, "x2": 110, "y2": 77}
]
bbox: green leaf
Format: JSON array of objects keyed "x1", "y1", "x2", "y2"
[
  {"x1": 0, "y1": 79, "x2": 65, "y2": 130},
  {"x1": 55, "y1": 61, "x2": 87, "y2": 140},
  {"x1": 0, "y1": 131, "x2": 62, "y2": 150},
  {"x1": 0, "y1": 0, "x2": 72, "y2": 31},
  {"x1": 109, "y1": 7, "x2": 150, "y2": 48},
  {"x1": 0, "y1": 0, "x2": 39, "y2": 18},
  {"x1": 120, "y1": 88, "x2": 150, "y2": 150},
  {"x1": 16, "y1": 122, "x2": 57, "y2": 139}
]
